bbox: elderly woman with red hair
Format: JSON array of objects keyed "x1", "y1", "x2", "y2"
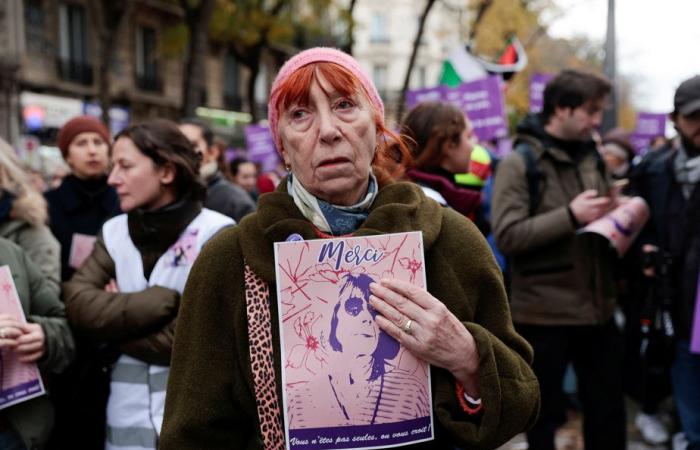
[{"x1": 161, "y1": 48, "x2": 538, "y2": 449}]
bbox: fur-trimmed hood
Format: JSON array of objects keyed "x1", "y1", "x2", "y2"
[{"x1": 8, "y1": 189, "x2": 48, "y2": 227}]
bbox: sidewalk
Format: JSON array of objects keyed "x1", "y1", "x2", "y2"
[{"x1": 498, "y1": 405, "x2": 672, "y2": 450}]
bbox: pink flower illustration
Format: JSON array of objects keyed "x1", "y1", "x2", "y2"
[
  {"x1": 399, "y1": 251, "x2": 423, "y2": 283},
  {"x1": 285, "y1": 311, "x2": 329, "y2": 375}
]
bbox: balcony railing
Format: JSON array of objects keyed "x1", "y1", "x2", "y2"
[{"x1": 56, "y1": 58, "x2": 93, "y2": 85}]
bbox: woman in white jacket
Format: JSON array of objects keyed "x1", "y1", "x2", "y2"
[{"x1": 63, "y1": 119, "x2": 233, "y2": 450}]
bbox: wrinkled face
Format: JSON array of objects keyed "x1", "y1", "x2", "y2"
[
  {"x1": 334, "y1": 284, "x2": 380, "y2": 356},
  {"x1": 675, "y1": 110, "x2": 700, "y2": 149},
  {"x1": 234, "y1": 162, "x2": 258, "y2": 193},
  {"x1": 556, "y1": 98, "x2": 606, "y2": 141},
  {"x1": 179, "y1": 124, "x2": 216, "y2": 166},
  {"x1": 278, "y1": 74, "x2": 378, "y2": 206},
  {"x1": 108, "y1": 137, "x2": 174, "y2": 212},
  {"x1": 65, "y1": 132, "x2": 110, "y2": 180}
]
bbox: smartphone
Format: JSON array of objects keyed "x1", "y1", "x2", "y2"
[{"x1": 609, "y1": 178, "x2": 629, "y2": 199}]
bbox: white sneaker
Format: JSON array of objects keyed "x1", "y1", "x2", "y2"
[
  {"x1": 635, "y1": 412, "x2": 670, "y2": 445},
  {"x1": 673, "y1": 432, "x2": 688, "y2": 450}
]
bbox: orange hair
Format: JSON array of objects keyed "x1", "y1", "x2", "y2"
[{"x1": 273, "y1": 62, "x2": 412, "y2": 186}]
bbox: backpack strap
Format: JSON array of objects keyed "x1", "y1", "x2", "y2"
[
  {"x1": 244, "y1": 264, "x2": 285, "y2": 450},
  {"x1": 514, "y1": 143, "x2": 544, "y2": 216}
]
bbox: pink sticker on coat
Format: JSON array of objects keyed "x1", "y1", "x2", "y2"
[{"x1": 165, "y1": 230, "x2": 200, "y2": 268}]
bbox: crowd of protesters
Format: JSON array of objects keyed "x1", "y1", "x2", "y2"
[{"x1": 0, "y1": 45, "x2": 697, "y2": 450}]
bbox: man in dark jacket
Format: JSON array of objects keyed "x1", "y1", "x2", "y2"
[
  {"x1": 179, "y1": 119, "x2": 256, "y2": 222},
  {"x1": 492, "y1": 70, "x2": 625, "y2": 450},
  {"x1": 629, "y1": 75, "x2": 700, "y2": 450}
]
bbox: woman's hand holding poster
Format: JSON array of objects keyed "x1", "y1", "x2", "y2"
[
  {"x1": 0, "y1": 266, "x2": 45, "y2": 410},
  {"x1": 274, "y1": 231, "x2": 434, "y2": 450}
]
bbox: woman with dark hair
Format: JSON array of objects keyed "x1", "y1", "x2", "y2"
[
  {"x1": 161, "y1": 48, "x2": 538, "y2": 449},
  {"x1": 63, "y1": 119, "x2": 234, "y2": 450},
  {"x1": 229, "y1": 157, "x2": 259, "y2": 200},
  {"x1": 400, "y1": 101, "x2": 486, "y2": 231}
]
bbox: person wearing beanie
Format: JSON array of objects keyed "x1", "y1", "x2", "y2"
[
  {"x1": 161, "y1": 47, "x2": 538, "y2": 449},
  {"x1": 44, "y1": 115, "x2": 120, "y2": 450},
  {"x1": 45, "y1": 115, "x2": 120, "y2": 281}
]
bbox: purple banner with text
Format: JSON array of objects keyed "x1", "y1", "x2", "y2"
[
  {"x1": 529, "y1": 73, "x2": 554, "y2": 113},
  {"x1": 406, "y1": 77, "x2": 507, "y2": 142},
  {"x1": 244, "y1": 124, "x2": 281, "y2": 173},
  {"x1": 630, "y1": 112, "x2": 667, "y2": 154}
]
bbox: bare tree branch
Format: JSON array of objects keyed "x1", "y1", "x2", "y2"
[
  {"x1": 396, "y1": 0, "x2": 437, "y2": 121},
  {"x1": 468, "y1": 0, "x2": 494, "y2": 42}
]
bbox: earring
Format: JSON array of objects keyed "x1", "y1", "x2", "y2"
[{"x1": 285, "y1": 163, "x2": 292, "y2": 172}]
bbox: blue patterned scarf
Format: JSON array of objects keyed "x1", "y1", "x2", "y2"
[{"x1": 288, "y1": 174, "x2": 378, "y2": 236}]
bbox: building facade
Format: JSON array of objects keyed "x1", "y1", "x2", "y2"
[
  {"x1": 351, "y1": 0, "x2": 470, "y2": 122},
  {"x1": 0, "y1": 0, "x2": 261, "y2": 150}
]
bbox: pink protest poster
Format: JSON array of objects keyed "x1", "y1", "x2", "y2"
[
  {"x1": 68, "y1": 233, "x2": 97, "y2": 270},
  {"x1": 0, "y1": 266, "x2": 46, "y2": 410},
  {"x1": 274, "y1": 231, "x2": 434, "y2": 450}
]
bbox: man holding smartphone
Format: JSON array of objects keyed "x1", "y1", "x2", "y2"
[{"x1": 492, "y1": 70, "x2": 623, "y2": 450}]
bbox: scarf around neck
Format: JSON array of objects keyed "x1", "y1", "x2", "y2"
[
  {"x1": 673, "y1": 144, "x2": 700, "y2": 199},
  {"x1": 287, "y1": 173, "x2": 378, "y2": 236}
]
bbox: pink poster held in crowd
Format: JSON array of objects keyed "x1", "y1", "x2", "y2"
[
  {"x1": 68, "y1": 233, "x2": 97, "y2": 269},
  {"x1": 274, "y1": 232, "x2": 433, "y2": 450},
  {"x1": 0, "y1": 266, "x2": 46, "y2": 410}
]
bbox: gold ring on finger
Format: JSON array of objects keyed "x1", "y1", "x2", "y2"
[{"x1": 402, "y1": 319, "x2": 413, "y2": 335}]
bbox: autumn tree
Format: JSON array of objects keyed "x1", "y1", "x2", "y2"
[
  {"x1": 396, "y1": 0, "x2": 438, "y2": 121},
  {"x1": 209, "y1": 0, "x2": 347, "y2": 121}
]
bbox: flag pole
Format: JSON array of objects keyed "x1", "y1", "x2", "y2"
[{"x1": 602, "y1": 0, "x2": 617, "y2": 133}]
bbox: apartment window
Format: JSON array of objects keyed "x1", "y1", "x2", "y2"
[
  {"x1": 370, "y1": 12, "x2": 389, "y2": 44},
  {"x1": 25, "y1": 0, "x2": 46, "y2": 54},
  {"x1": 373, "y1": 64, "x2": 388, "y2": 99},
  {"x1": 135, "y1": 26, "x2": 160, "y2": 91},
  {"x1": 224, "y1": 50, "x2": 242, "y2": 110},
  {"x1": 57, "y1": 3, "x2": 92, "y2": 84}
]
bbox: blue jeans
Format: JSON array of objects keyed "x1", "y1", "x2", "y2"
[{"x1": 672, "y1": 340, "x2": 700, "y2": 450}]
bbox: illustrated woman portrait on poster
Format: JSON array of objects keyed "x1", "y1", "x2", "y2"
[{"x1": 286, "y1": 273, "x2": 430, "y2": 429}]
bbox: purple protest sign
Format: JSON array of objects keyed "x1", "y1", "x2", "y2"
[
  {"x1": 405, "y1": 86, "x2": 446, "y2": 110},
  {"x1": 244, "y1": 124, "x2": 281, "y2": 173},
  {"x1": 630, "y1": 112, "x2": 667, "y2": 154},
  {"x1": 529, "y1": 73, "x2": 554, "y2": 113},
  {"x1": 445, "y1": 76, "x2": 508, "y2": 141},
  {"x1": 692, "y1": 276, "x2": 700, "y2": 354},
  {"x1": 405, "y1": 78, "x2": 507, "y2": 142}
]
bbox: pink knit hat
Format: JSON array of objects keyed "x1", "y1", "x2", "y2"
[{"x1": 267, "y1": 47, "x2": 385, "y2": 151}]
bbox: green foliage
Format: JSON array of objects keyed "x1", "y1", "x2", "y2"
[
  {"x1": 161, "y1": 23, "x2": 190, "y2": 58},
  {"x1": 209, "y1": 0, "x2": 346, "y2": 52}
]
